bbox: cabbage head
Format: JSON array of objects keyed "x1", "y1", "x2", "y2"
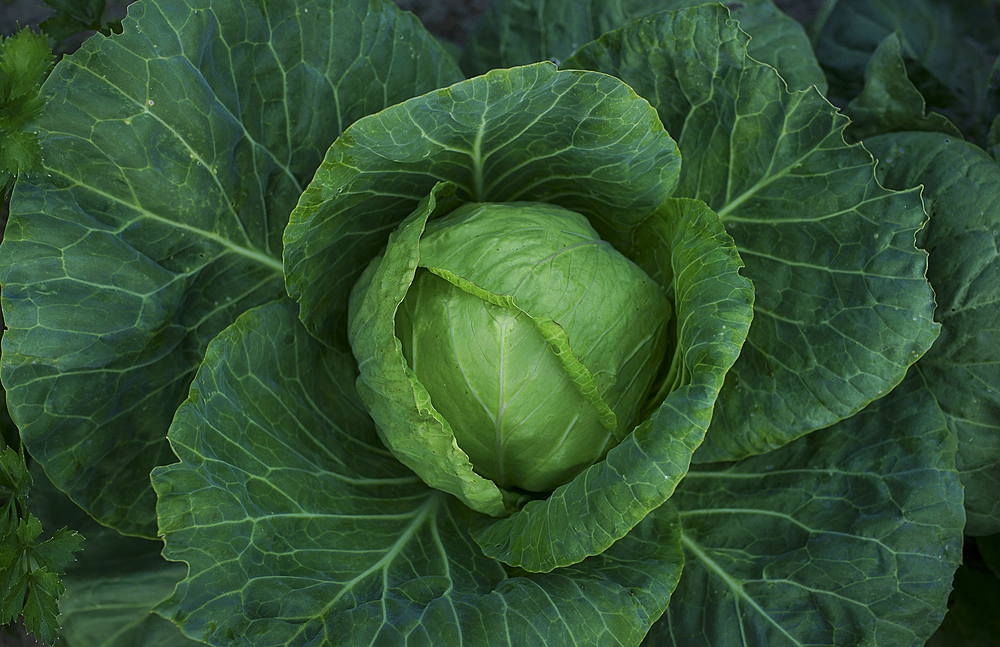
[{"x1": 353, "y1": 200, "x2": 672, "y2": 494}]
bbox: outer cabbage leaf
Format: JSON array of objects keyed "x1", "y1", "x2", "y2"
[
  {"x1": 814, "y1": 0, "x2": 1000, "y2": 143},
  {"x1": 283, "y1": 61, "x2": 681, "y2": 348},
  {"x1": 842, "y1": 32, "x2": 963, "y2": 143},
  {"x1": 472, "y1": 197, "x2": 752, "y2": 572},
  {"x1": 645, "y1": 370, "x2": 964, "y2": 647},
  {"x1": 460, "y1": 0, "x2": 827, "y2": 93},
  {"x1": 564, "y1": 4, "x2": 939, "y2": 461},
  {"x1": 0, "y1": 0, "x2": 462, "y2": 536},
  {"x1": 864, "y1": 131, "x2": 1000, "y2": 536},
  {"x1": 151, "y1": 300, "x2": 685, "y2": 647}
]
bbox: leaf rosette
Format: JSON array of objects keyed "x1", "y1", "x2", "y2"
[
  {"x1": 283, "y1": 62, "x2": 754, "y2": 571},
  {"x1": 0, "y1": 1, "x2": 959, "y2": 645}
]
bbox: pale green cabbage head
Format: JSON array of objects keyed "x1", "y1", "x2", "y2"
[{"x1": 389, "y1": 201, "x2": 672, "y2": 492}]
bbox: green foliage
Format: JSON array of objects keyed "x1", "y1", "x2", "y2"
[
  {"x1": 863, "y1": 132, "x2": 1000, "y2": 536},
  {"x1": 842, "y1": 32, "x2": 964, "y2": 142},
  {"x1": 461, "y1": 0, "x2": 827, "y2": 93},
  {"x1": 0, "y1": 446, "x2": 83, "y2": 644},
  {"x1": 813, "y1": 0, "x2": 1000, "y2": 144},
  {"x1": 26, "y1": 463, "x2": 198, "y2": 647},
  {"x1": 0, "y1": 0, "x2": 994, "y2": 645},
  {"x1": 38, "y1": 0, "x2": 125, "y2": 48},
  {"x1": 153, "y1": 299, "x2": 687, "y2": 645},
  {"x1": 0, "y1": 27, "x2": 53, "y2": 204},
  {"x1": 0, "y1": 0, "x2": 463, "y2": 537},
  {"x1": 564, "y1": 5, "x2": 939, "y2": 460},
  {"x1": 648, "y1": 370, "x2": 964, "y2": 646}
]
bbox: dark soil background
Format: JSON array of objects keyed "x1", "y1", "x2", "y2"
[{"x1": 0, "y1": 0, "x2": 822, "y2": 645}]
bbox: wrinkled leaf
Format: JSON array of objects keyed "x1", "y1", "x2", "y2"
[
  {"x1": 0, "y1": 0, "x2": 463, "y2": 536},
  {"x1": 565, "y1": 3, "x2": 939, "y2": 461},
  {"x1": 26, "y1": 461, "x2": 196, "y2": 647},
  {"x1": 814, "y1": 0, "x2": 1000, "y2": 142},
  {"x1": 284, "y1": 61, "x2": 680, "y2": 349},
  {"x1": 844, "y1": 32, "x2": 963, "y2": 142},
  {"x1": 646, "y1": 370, "x2": 964, "y2": 647},
  {"x1": 346, "y1": 185, "x2": 517, "y2": 517},
  {"x1": 461, "y1": 0, "x2": 827, "y2": 93},
  {"x1": 473, "y1": 197, "x2": 752, "y2": 571},
  {"x1": 864, "y1": 131, "x2": 1000, "y2": 535}
]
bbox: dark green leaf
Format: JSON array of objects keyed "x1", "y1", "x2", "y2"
[
  {"x1": 722, "y1": 0, "x2": 828, "y2": 93},
  {"x1": 0, "y1": 0, "x2": 463, "y2": 537},
  {"x1": 0, "y1": 129, "x2": 43, "y2": 177},
  {"x1": 60, "y1": 561, "x2": 201, "y2": 647},
  {"x1": 460, "y1": 0, "x2": 636, "y2": 74},
  {"x1": 31, "y1": 526, "x2": 84, "y2": 575},
  {"x1": 565, "y1": 3, "x2": 939, "y2": 461},
  {"x1": 0, "y1": 513, "x2": 82, "y2": 641},
  {"x1": 843, "y1": 32, "x2": 962, "y2": 142},
  {"x1": 864, "y1": 131, "x2": 1000, "y2": 535},
  {"x1": 0, "y1": 446, "x2": 31, "y2": 507},
  {"x1": 461, "y1": 0, "x2": 827, "y2": 93},
  {"x1": 645, "y1": 370, "x2": 964, "y2": 647},
  {"x1": 152, "y1": 299, "x2": 685, "y2": 646},
  {"x1": 814, "y1": 0, "x2": 1000, "y2": 143},
  {"x1": 0, "y1": 572, "x2": 29, "y2": 626}
]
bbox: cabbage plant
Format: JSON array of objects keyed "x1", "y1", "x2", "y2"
[{"x1": 0, "y1": 0, "x2": 984, "y2": 645}]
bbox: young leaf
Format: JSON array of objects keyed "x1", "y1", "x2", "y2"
[
  {"x1": 1, "y1": 444, "x2": 84, "y2": 643},
  {"x1": 20, "y1": 568, "x2": 62, "y2": 645},
  {"x1": 1, "y1": 515, "x2": 83, "y2": 642}
]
